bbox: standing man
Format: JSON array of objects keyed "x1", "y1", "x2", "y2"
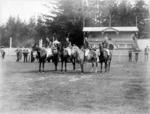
[
  {"x1": 144, "y1": 46, "x2": 149, "y2": 62},
  {"x1": 23, "y1": 47, "x2": 29, "y2": 62},
  {"x1": 128, "y1": 49, "x2": 132, "y2": 62},
  {"x1": 15, "y1": 47, "x2": 22, "y2": 62},
  {"x1": 83, "y1": 37, "x2": 90, "y2": 56},
  {"x1": 46, "y1": 37, "x2": 52, "y2": 48},
  {"x1": 135, "y1": 50, "x2": 139, "y2": 62},
  {"x1": 0, "y1": 47, "x2": 6, "y2": 59},
  {"x1": 83, "y1": 37, "x2": 90, "y2": 63}
]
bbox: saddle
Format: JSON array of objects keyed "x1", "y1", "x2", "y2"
[{"x1": 39, "y1": 49, "x2": 47, "y2": 57}]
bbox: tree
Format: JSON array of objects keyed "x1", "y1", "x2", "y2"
[
  {"x1": 43, "y1": 0, "x2": 84, "y2": 46},
  {"x1": 132, "y1": 0, "x2": 149, "y2": 38}
]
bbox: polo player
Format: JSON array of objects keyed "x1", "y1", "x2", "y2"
[
  {"x1": 83, "y1": 37, "x2": 90, "y2": 56},
  {"x1": 46, "y1": 37, "x2": 52, "y2": 48},
  {"x1": 64, "y1": 37, "x2": 72, "y2": 56},
  {"x1": 102, "y1": 35, "x2": 110, "y2": 56}
]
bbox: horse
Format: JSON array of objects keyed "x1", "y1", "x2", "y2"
[
  {"x1": 83, "y1": 48, "x2": 98, "y2": 73},
  {"x1": 99, "y1": 44, "x2": 112, "y2": 72},
  {"x1": 32, "y1": 43, "x2": 47, "y2": 72},
  {"x1": 51, "y1": 46, "x2": 60, "y2": 71},
  {"x1": 15, "y1": 49, "x2": 22, "y2": 62},
  {"x1": 71, "y1": 45, "x2": 84, "y2": 73},
  {"x1": 60, "y1": 45, "x2": 70, "y2": 72},
  {"x1": 71, "y1": 45, "x2": 99, "y2": 73}
]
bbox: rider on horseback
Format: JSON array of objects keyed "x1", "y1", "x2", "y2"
[
  {"x1": 46, "y1": 37, "x2": 52, "y2": 48},
  {"x1": 83, "y1": 37, "x2": 90, "y2": 63},
  {"x1": 102, "y1": 34, "x2": 110, "y2": 56},
  {"x1": 83, "y1": 37, "x2": 90, "y2": 56},
  {"x1": 64, "y1": 37, "x2": 72, "y2": 56}
]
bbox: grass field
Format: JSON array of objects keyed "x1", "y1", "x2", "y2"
[{"x1": 0, "y1": 56, "x2": 150, "y2": 114}]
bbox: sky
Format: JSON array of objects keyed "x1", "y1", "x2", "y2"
[
  {"x1": 0, "y1": 0, "x2": 50, "y2": 25},
  {"x1": 0, "y1": 0, "x2": 149, "y2": 25}
]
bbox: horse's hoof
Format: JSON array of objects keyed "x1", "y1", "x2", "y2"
[{"x1": 100, "y1": 71, "x2": 102, "y2": 73}]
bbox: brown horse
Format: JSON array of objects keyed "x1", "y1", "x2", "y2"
[
  {"x1": 99, "y1": 44, "x2": 112, "y2": 72},
  {"x1": 72, "y1": 46, "x2": 98, "y2": 73},
  {"x1": 84, "y1": 48, "x2": 98, "y2": 73},
  {"x1": 71, "y1": 46, "x2": 84, "y2": 73},
  {"x1": 60, "y1": 46, "x2": 70, "y2": 72},
  {"x1": 51, "y1": 46, "x2": 60, "y2": 71},
  {"x1": 32, "y1": 43, "x2": 47, "y2": 72}
]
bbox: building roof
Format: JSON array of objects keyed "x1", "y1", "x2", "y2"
[{"x1": 83, "y1": 26, "x2": 139, "y2": 32}]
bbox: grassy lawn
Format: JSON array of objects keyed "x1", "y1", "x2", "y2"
[{"x1": 0, "y1": 56, "x2": 150, "y2": 114}]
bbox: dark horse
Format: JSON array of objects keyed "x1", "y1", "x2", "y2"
[
  {"x1": 60, "y1": 44, "x2": 77, "y2": 72},
  {"x1": 51, "y1": 46, "x2": 60, "y2": 71},
  {"x1": 60, "y1": 45, "x2": 70, "y2": 72},
  {"x1": 99, "y1": 44, "x2": 112, "y2": 72},
  {"x1": 71, "y1": 45, "x2": 84, "y2": 72},
  {"x1": 32, "y1": 43, "x2": 47, "y2": 72}
]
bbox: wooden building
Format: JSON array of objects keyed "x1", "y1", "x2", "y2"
[{"x1": 83, "y1": 26, "x2": 139, "y2": 49}]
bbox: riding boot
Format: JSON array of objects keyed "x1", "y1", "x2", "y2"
[{"x1": 84, "y1": 56, "x2": 87, "y2": 64}]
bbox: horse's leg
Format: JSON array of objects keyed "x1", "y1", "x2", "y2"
[
  {"x1": 91, "y1": 62, "x2": 94, "y2": 72},
  {"x1": 95, "y1": 61, "x2": 98, "y2": 73},
  {"x1": 108, "y1": 59, "x2": 111, "y2": 72},
  {"x1": 73, "y1": 58, "x2": 76, "y2": 71},
  {"x1": 74, "y1": 58, "x2": 76, "y2": 70},
  {"x1": 65, "y1": 60, "x2": 67, "y2": 72},
  {"x1": 55, "y1": 60, "x2": 58, "y2": 71},
  {"x1": 42, "y1": 61, "x2": 45, "y2": 72},
  {"x1": 100, "y1": 62, "x2": 102, "y2": 73},
  {"x1": 39, "y1": 61, "x2": 41, "y2": 72},
  {"x1": 81, "y1": 62, "x2": 84, "y2": 73},
  {"x1": 61, "y1": 60, "x2": 63, "y2": 72},
  {"x1": 56, "y1": 62, "x2": 57, "y2": 71},
  {"x1": 108, "y1": 61, "x2": 110, "y2": 72},
  {"x1": 105, "y1": 61, "x2": 107, "y2": 72}
]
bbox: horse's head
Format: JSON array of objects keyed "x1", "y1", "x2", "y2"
[
  {"x1": 71, "y1": 46, "x2": 78, "y2": 54},
  {"x1": 52, "y1": 47, "x2": 58, "y2": 55},
  {"x1": 32, "y1": 43, "x2": 41, "y2": 52},
  {"x1": 99, "y1": 43, "x2": 103, "y2": 51}
]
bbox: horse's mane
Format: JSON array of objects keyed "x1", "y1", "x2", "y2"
[{"x1": 33, "y1": 44, "x2": 43, "y2": 52}]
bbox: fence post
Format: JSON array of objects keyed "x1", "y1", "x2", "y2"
[
  {"x1": 9, "y1": 37, "x2": 12, "y2": 56},
  {"x1": 39, "y1": 39, "x2": 43, "y2": 48}
]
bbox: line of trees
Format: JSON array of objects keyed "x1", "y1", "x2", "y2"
[{"x1": 0, "y1": 0, "x2": 149, "y2": 47}]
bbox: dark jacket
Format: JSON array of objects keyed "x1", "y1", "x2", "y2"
[
  {"x1": 102, "y1": 41, "x2": 109, "y2": 49},
  {"x1": 64, "y1": 41, "x2": 71, "y2": 48},
  {"x1": 83, "y1": 40, "x2": 90, "y2": 49}
]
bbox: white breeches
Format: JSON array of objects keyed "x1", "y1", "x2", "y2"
[
  {"x1": 65, "y1": 47, "x2": 71, "y2": 56},
  {"x1": 103, "y1": 48, "x2": 110, "y2": 55},
  {"x1": 46, "y1": 48, "x2": 52, "y2": 57},
  {"x1": 85, "y1": 49, "x2": 89, "y2": 56}
]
